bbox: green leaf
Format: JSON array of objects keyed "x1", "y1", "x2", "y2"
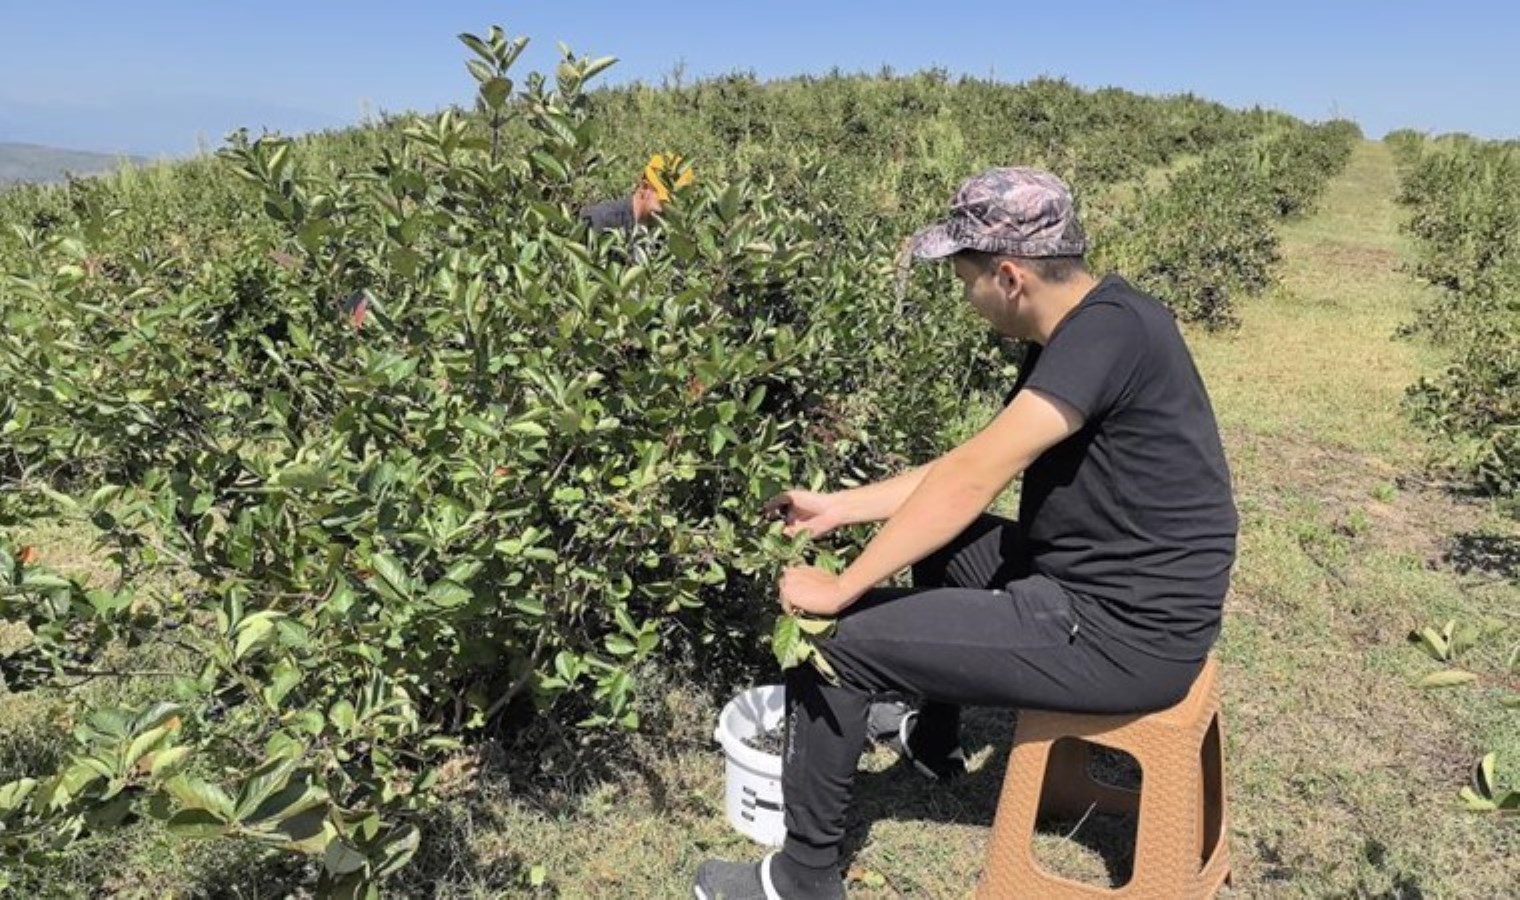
[
  {"x1": 718, "y1": 183, "x2": 742, "y2": 221},
  {"x1": 532, "y1": 150, "x2": 570, "y2": 181},
  {"x1": 605, "y1": 634, "x2": 637, "y2": 657},
  {"x1": 581, "y1": 55, "x2": 618, "y2": 82},
  {"x1": 444, "y1": 559, "x2": 484, "y2": 584},
  {"x1": 466, "y1": 59, "x2": 494, "y2": 84},
  {"x1": 75, "y1": 755, "x2": 116, "y2": 782},
  {"x1": 236, "y1": 755, "x2": 300, "y2": 821},
  {"x1": 330, "y1": 700, "x2": 357, "y2": 736},
  {"x1": 270, "y1": 806, "x2": 332, "y2": 851},
  {"x1": 324, "y1": 838, "x2": 370, "y2": 876},
  {"x1": 508, "y1": 420, "x2": 549, "y2": 438},
  {"x1": 458, "y1": 32, "x2": 494, "y2": 63},
  {"x1": 88, "y1": 484, "x2": 125, "y2": 510},
  {"x1": 166, "y1": 808, "x2": 229, "y2": 839},
  {"x1": 553, "y1": 651, "x2": 579, "y2": 684},
  {"x1": 426, "y1": 579, "x2": 473, "y2": 609},
  {"x1": 264, "y1": 659, "x2": 303, "y2": 707},
  {"x1": 83, "y1": 792, "x2": 133, "y2": 829},
  {"x1": 0, "y1": 778, "x2": 37, "y2": 811},
  {"x1": 810, "y1": 648, "x2": 841, "y2": 686},
  {"x1": 1459, "y1": 785, "x2": 1497, "y2": 811},
  {"x1": 19, "y1": 572, "x2": 72, "y2": 591},
  {"x1": 1412, "y1": 626, "x2": 1450, "y2": 661},
  {"x1": 370, "y1": 553, "x2": 413, "y2": 602},
  {"x1": 1476, "y1": 752, "x2": 1499, "y2": 799},
  {"x1": 50, "y1": 760, "x2": 107, "y2": 805},
  {"x1": 274, "y1": 463, "x2": 331, "y2": 491},
  {"x1": 480, "y1": 77, "x2": 511, "y2": 109},
  {"x1": 285, "y1": 708, "x2": 326, "y2": 736},
  {"x1": 1417, "y1": 669, "x2": 1479, "y2": 689},
  {"x1": 372, "y1": 824, "x2": 422, "y2": 879},
  {"x1": 357, "y1": 812, "x2": 381, "y2": 841},
  {"x1": 512, "y1": 597, "x2": 546, "y2": 617},
  {"x1": 132, "y1": 701, "x2": 184, "y2": 733},
  {"x1": 796, "y1": 616, "x2": 836, "y2": 638},
  {"x1": 165, "y1": 775, "x2": 234, "y2": 818},
  {"x1": 1448, "y1": 620, "x2": 1481, "y2": 657},
  {"x1": 772, "y1": 615, "x2": 802, "y2": 669},
  {"x1": 125, "y1": 724, "x2": 174, "y2": 769},
  {"x1": 233, "y1": 610, "x2": 282, "y2": 660},
  {"x1": 149, "y1": 746, "x2": 193, "y2": 779}
]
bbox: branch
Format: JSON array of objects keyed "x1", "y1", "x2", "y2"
[{"x1": 55, "y1": 667, "x2": 188, "y2": 688}]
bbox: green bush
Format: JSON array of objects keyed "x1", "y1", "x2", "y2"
[
  {"x1": 1408, "y1": 315, "x2": 1520, "y2": 501},
  {"x1": 1395, "y1": 135, "x2": 1520, "y2": 502},
  {"x1": 1096, "y1": 121, "x2": 1359, "y2": 328},
  {"x1": 0, "y1": 30, "x2": 995, "y2": 895},
  {"x1": 1384, "y1": 128, "x2": 1428, "y2": 167}
]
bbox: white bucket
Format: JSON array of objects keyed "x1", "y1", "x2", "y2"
[{"x1": 715, "y1": 684, "x2": 786, "y2": 846}]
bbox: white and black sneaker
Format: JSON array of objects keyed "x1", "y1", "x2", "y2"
[
  {"x1": 889, "y1": 710, "x2": 968, "y2": 781},
  {"x1": 866, "y1": 699, "x2": 912, "y2": 744},
  {"x1": 693, "y1": 852, "x2": 845, "y2": 899}
]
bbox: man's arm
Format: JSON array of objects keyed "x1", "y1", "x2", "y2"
[
  {"x1": 780, "y1": 388, "x2": 1084, "y2": 615},
  {"x1": 830, "y1": 463, "x2": 935, "y2": 526},
  {"x1": 765, "y1": 463, "x2": 933, "y2": 538},
  {"x1": 839, "y1": 388, "x2": 1082, "y2": 600}
]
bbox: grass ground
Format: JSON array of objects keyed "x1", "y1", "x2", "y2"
[
  {"x1": 4, "y1": 142, "x2": 1517, "y2": 897},
  {"x1": 1183, "y1": 141, "x2": 1520, "y2": 897}
]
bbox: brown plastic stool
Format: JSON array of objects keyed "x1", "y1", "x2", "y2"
[{"x1": 977, "y1": 656, "x2": 1230, "y2": 899}]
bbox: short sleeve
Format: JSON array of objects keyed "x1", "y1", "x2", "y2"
[
  {"x1": 1021, "y1": 301, "x2": 1144, "y2": 420},
  {"x1": 579, "y1": 198, "x2": 635, "y2": 232}
]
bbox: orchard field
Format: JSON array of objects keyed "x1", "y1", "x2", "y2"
[{"x1": 0, "y1": 26, "x2": 1515, "y2": 898}]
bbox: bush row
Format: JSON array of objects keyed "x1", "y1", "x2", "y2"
[{"x1": 1391, "y1": 134, "x2": 1520, "y2": 501}]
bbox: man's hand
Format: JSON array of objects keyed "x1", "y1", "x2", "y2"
[
  {"x1": 764, "y1": 489, "x2": 846, "y2": 538},
  {"x1": 779, "y1": 566, "x2": 853, "y2": 616}
]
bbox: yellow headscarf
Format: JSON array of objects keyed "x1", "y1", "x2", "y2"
[{"x1": 643, "y1": 153, "x2": 695, "y2": 202}]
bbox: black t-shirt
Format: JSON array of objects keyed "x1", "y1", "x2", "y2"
[
  {"x1": 1012, "y1": 274, "x2": 1238, "y2": 661},
  {"x1": 579, "y1": 198, "x2": 635, "y2": 233}
]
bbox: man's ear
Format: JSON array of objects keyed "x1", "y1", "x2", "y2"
[{"x1": 997, "y1": 258, "x2": 1027, "y2": 296}]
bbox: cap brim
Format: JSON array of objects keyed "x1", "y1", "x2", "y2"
[{"x1": 907, "y1": 223, "x2": 962, "y2": 260}]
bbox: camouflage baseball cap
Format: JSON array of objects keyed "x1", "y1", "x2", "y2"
[{"x1": 907, "y1": 167, "x2": 1087, "y2": 260}]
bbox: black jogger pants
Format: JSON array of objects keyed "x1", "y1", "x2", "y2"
[{"x1": 780, "y1": 514, "x2": 1206, "y2": 870}]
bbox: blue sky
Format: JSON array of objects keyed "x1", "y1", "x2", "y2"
[{"x1": 2, "y1": 2, "x2": 1516, "y2": 157}]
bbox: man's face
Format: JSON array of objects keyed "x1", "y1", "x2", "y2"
[
  {"x1": 953, "y1": 255, "x2": 1025, "y2": 338},
  {"x1": 632, "y1": 183, "x2": 664, "y2": 223}
]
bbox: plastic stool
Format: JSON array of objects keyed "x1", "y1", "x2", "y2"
[{"x1": 977, "y1": 656, "x2": 1230, "y2": 898}]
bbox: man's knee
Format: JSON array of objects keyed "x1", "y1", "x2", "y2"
[{"x1": 811, "y1": 641, "x2": 877, "y2": 696}]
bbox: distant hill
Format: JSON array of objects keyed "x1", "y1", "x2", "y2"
[{"x1": 0, "y1": 142, "x2": 146, "y2": 187}]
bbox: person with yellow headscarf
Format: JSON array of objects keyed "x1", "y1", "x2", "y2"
[{"x1": 578, "y1": 153, "x2": 695, "y2": 233}]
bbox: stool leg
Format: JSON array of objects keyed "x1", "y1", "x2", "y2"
[
  {"x1": 978, "y1": 737, "x2": 1054, "y2": 898},
  {"x1": 1198, "y1": 713, "x2": 1231, "y2": 894},
  {"x1": 1126, "y1": 743, "x2": 1203, "y2": 899}
]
